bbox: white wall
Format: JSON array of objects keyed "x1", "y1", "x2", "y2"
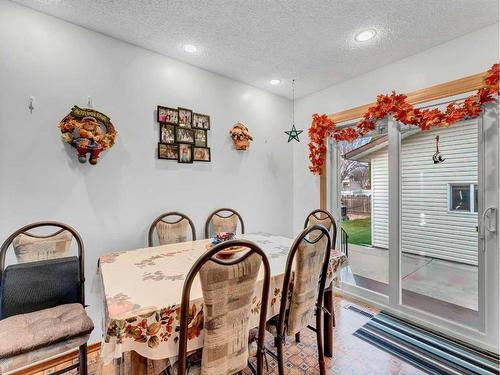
[
  {"x1": 0, "y1": 0, "x2": 293, "y2": 342},
  {"x1": 293, "y1": 23, "x2": 499, "y2": 232}
]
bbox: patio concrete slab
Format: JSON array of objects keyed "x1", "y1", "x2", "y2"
[
  {"x1": 402, "y1": 258, "x2": 478, "y2": 310},
  {"x1": 347, "y1": 245, "x2": 431, "y2": 284},
  {"x1": 345, "y1": 244, "x2": 478, "y2": 311}
]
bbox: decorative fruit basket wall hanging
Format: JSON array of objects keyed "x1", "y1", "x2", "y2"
[
  {"x1": 59, "y1": 105, "x2": 117, "y2": 165},
  {"x1": 229, "y1": 123, "x2": 253, "y2": 150}
]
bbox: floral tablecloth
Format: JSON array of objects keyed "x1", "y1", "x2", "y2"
[{"x1": 98, "y1": 233, "x2": 348, "y2": 365}]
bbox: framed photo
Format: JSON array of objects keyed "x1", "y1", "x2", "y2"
[
  {"x1": 160, "y1": 124, "x2": 175, "y2": 144},
  {"x1": 193, "y1": 113, "x2": 210, "y2": 130},
  {"x1": 194, "y1": 129, "x2": 207, "y2": 147},
  {"x1": 157, "y1": 106, "x2": 178, "y2": 124},
  {"x1": 178, "y1": 107, "x2": 193, "y2": 128},
  {"x1": 158, "y1": 143, "x2": 178, "y2": 160},
  {"x1": 178, "y1": 144, "x2": 193, "y2": 163},
  {"x1": 175, "y1": 127, "x2": 194, "y2": 144},
  {"x1": 193, "y1": 147, "x2": 211, "y2": 162}
]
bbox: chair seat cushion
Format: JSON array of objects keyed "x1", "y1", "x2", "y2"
[
  {"x1": 0, "y1": 334, "x2": 89, "y2": 374},
  {"x1": 0, "y1": 303, "x2": 94, "y2": 358},
  {"x1": 169, "y1": 350, "x2": 202, "y2": 375},
  {"x1": 265, "y1": 315, "x2": 279, "y2": 336},
  {"x1": 248, "y1": 328, "x2": 259, "y2": 357},
  {"x1": 170, "y1": 363, "x2": 201, "y2": 375}
]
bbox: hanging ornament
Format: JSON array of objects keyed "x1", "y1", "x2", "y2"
[
  {"x1": 432, "y1": 135, "x2": 445, "y2": 164},
  {"x1": 285, "y1": 124, "x2": 303, "y2": 142},
  {"x1": 284, "y1": 79, "x2": 303, "y2": 142}
]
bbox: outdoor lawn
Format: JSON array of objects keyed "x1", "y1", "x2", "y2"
[{"x1": 342, "y1": 218, "x2": 371, "y2": 245}]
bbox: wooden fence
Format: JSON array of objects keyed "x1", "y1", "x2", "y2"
[{"x1": 342, "y1": 195, "x2": 371, "y2": 215}]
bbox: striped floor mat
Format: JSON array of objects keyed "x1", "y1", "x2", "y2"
[{"x1": 354, "y1": 311, "x2": 499, "y2": 375}]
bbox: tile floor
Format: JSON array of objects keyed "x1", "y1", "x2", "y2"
[
  {"x1": 242, "y1": 297, "x2": 427, "y2": 375},
  {"x1": 30, "y1": 296, "x2": 428, "y2": 375}
]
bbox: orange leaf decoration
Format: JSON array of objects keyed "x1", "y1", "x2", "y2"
[
  {"x1": 334, "y1": 128, "x2": 359, "y2": 142},
  {"x1": 485, "y1": 63, "x2": 499, "y2": 95},
  {"x1": 307, "y1": 62, "x2": 499, "y2": 175},
  {"x1": 308, "y1": 114, "x2": 336, "y2": 174},
  {"x1": 463, "y1": 96, "x2": 482, "y2": 117},
  {"x1": 443, "y1": 103, "x2": 466, "y2": 126}
]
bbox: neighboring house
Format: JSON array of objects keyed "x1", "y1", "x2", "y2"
[
  {"x1": 341, "y1": 178, "x2": 365, "y2": 195},
  {"x1": 344, "y1": 119, "x2": 478, "y2": 265}
]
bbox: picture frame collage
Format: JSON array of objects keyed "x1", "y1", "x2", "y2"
[{"x1": 157, "y1": 106, "x2": 211, "y2": 163}]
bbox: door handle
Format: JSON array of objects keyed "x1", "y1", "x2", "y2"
[{"x1": 479, "y1": 207, "x2": 497, "y2": 252}]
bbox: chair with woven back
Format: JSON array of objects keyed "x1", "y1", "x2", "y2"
[
  {"x1": 265, "y1": 224, "x2": 332, "y2": 375},
  {"x1": 148, "y1": 211, "x2": 196, "y2": 246},
  {"x1": 176, "y1": 239, "x2": 270, "y2": 375},
  {"x1": 304, "y1": 208, "x2": 339, "y2": 333},
  {"x1": 304, "y1": 209, "x2": 337, "y2": 249},
  {"x1": 204, "y1": 208, "x2": 244, "y2": 239},
  {"x1": 0, "y1": 221, "x2": 93, "y2": 375}
]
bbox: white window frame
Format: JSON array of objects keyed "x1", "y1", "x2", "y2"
[
  {"x1": 332, "y1": 106, "x2": 499, "y2": 353},
  {"x1": 448, "y1": 183, "x2": 478, "y2": 213}
]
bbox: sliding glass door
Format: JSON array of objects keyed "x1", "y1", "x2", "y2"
[
  {"x1": 333, "y1": 102, "x2": 499, "y2": 350},
  {"x1": 399, "y1": 120, "x2": 479, "y2": 328},
  {"x1": 338, "y1": 126, "x2": 389, "y2": 296}
]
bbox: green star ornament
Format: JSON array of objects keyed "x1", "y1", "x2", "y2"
[{"x1": 285, "y1": 124, "x2": 303, "y2": 142}]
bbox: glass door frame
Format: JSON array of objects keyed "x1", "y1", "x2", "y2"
[{"x1": 329, "y1": 101, "x2": 499, "y2": 353}]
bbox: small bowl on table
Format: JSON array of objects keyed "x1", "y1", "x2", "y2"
[{"x1": 206, "y1": 232, "x2": 245, "y2": 259}]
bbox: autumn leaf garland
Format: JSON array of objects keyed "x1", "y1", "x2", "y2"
[{"x1": 308, "y1": 63, "x2": 499, "y2": 175}]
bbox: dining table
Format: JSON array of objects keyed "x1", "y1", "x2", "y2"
[{"x1": 98, "y1": 232, "x2": 348, "y2": 371}]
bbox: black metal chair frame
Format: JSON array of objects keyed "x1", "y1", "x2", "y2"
[
  {"x1": 177, "y1": 239, "x2": 270, "y2": 375},
  {"x1": 204, "y1": 208, "x2": 245, "y2": 239},
  {"x1": 148, "y1": 211, "x2": 197, "y2": 247},
  {"x1": 304, "y1": 209, "x2": 338, "y2": 250},
  {"x1": 304, "y1": 208, "x2": 339, "y2": 333},
  {"x1": 274, "y1": 224, "x2": 332, "y2": 375},
  {"x1": 0, "y1": 221, "x2": 88, "y2": 375}
]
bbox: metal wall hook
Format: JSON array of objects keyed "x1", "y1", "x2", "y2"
[{"x1": 28, "y1": 96, "x2": 35, "y2": 114}]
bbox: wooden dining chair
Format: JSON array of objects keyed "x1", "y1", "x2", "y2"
[
  {"x1": 148, "y1": 211, "x2": 196, "y2": 246},
  {"x1": 266, "y1": 225, "x2": 332, "y2": 375},
  {"x1": 0, "y1": 221, "x2": 93, "y2": 375},
  {"x1": 177, "y1": 239, "x2": 270, "y2": 375},
  {"x1": 204, "y1": 208, "x2": 245, "y2": 239}
]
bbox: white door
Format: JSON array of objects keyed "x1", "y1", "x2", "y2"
[
  {"x1": 334, "y1": 101, "x2": 499, "y2": 352},
  {"x1": 478, "y1": 102, "x2": 499, "y2": 348}
]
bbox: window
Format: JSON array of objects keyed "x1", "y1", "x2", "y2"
[{"x1": 449, "y1": 183, "x2": 478, "y2": 213}]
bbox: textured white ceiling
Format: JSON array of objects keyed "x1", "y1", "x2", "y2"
[{"x1": 12, "y1": 0, "x2": 499, "y2": 98}]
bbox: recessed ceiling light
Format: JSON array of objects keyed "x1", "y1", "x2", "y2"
[
  {"x1": 355, "y1": 29, "x2": 376, "y2": 42},
  {"x1": 183, "y1": 44, "x2": 197, "y2": 53},
  {"x1": 269, "y1": 79, "x2": 281, "y2": 85}
]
